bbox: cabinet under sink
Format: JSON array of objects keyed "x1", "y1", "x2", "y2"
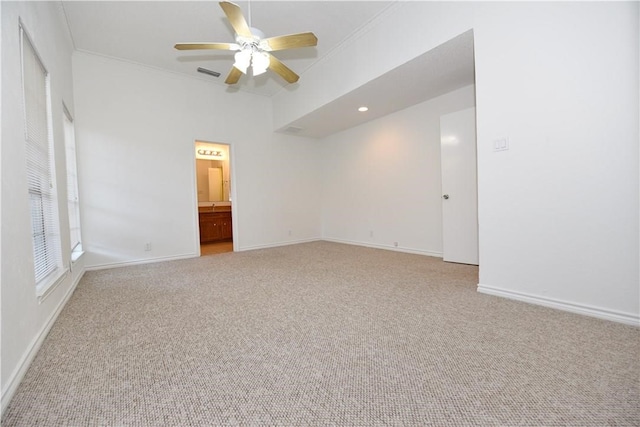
[{"x1": 198, "y1": 209, "x2": 232, "y2": 243}]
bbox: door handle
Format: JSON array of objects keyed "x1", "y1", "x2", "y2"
[{"x1": 442, "y1": 194, "x2": 449, "y2": 200}]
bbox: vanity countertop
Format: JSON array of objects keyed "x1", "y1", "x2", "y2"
[{"x1": 198, "y1": 206, "x2": 231, "y2": 213}]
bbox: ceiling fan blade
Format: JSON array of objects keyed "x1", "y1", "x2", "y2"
[
  {"x1": 267, "y1": 54, "x2": 299, "y2": 84},
  {"x1": 262, "y1": 32, "x2": 318, "y2": 51},
  {"x1": 174, "y1": 42, "x2": 239, "y2": 51},
  {"x1": 219, "y1": 1, "x2": 252, "y2": 38},
  {"x1": 225, "y1": 67, "x2": 243, "y2": 84}
]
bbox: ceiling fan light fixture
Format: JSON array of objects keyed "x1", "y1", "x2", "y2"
[
  {"x1": 233, "y1": 50, "x2": 251, "y2": 74},
  {"x1": 252, "y1": 51, "x2": 270, "y2": 76}
]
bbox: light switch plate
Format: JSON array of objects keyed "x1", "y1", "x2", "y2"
[{"x1": 493, "y1": 137, "x2": 509, "y2": 152}]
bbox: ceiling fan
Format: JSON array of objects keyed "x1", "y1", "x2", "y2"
[{"x1": 175, "y1": 1, "x2": 318, "y2": 85}]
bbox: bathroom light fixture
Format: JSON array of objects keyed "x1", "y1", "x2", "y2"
[
  {"x1": 358, "y1": 106, "x2": 369, "y2": 112},
  {"x1": 198, "y1": 149, "x2": 223, "y2": 157}
]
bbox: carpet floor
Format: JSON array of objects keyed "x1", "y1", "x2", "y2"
[{"x1": 2, "y1": 241, "x2": 639, "y2": 426}]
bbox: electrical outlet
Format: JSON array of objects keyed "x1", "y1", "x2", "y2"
[
  {"x1": 288, "y1": 230, "x2": 292, "y2": 236},
  {"x1": 370, "y1": 230, "x2": 374, "y2": 238},
  {"x1": 393, "y1": 242, "x2": 398, "y2": 247},
  {"x1": 144, "y1": 242, "x2": 151, "y2": 251}
]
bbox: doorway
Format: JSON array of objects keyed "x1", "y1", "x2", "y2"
[{"x1": 194, "y1": 141, "x2": 234, "y2": 256}]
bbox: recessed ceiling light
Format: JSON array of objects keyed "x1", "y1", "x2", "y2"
[{"x1": 358, "y1": 106, "x2": 369, "y2": 112}]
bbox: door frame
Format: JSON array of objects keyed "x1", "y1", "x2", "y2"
[{"x1": 191, "y1": 140, "x2": 237, "y2": 255}]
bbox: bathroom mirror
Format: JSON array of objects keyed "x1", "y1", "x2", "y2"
[{"x1": 196, "y1": 159, "x2": 230, "y2": 203}]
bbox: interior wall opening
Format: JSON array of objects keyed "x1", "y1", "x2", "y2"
[{"x1": 194, "y1": 140, "x2": 234, "y2": 256}]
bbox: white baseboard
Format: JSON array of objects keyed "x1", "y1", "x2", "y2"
[
  {"x1": 477, "y1": 284, "x2": 640, "y2": 327},
  {"x1": 84, "y1": 240, "x2": 441, "y2": 269},
  {"x1": 322, "y1": 238, "x2": 443, "y2": 258},
  {"x1": 237, "y1": 238, "x2": 321, "y2": 252},
  {"x1": 85, "y1": 253, "x2": 198, "y2": 271},
  {"x1": 1, "y1": 268, "x2": 85, "y2": 413}
]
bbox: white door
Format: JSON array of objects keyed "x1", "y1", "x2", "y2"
[{"x1": 440, "y1": 107, "x2": 478, "y2": 265}]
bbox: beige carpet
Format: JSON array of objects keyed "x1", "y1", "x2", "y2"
[{"x1": 3, "y1": 241, "x2": 639, "y2": 426}]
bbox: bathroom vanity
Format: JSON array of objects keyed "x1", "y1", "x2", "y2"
[{"x1": 198, "y1": 206, "x2": 232, "y2": 243}]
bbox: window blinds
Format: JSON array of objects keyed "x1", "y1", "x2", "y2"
[{"x1": 21, "y1": 27, "x2": 63, "y2": 285}]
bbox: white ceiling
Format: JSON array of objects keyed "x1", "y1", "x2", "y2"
[
  {"x1": 62, "y1": 1, "x2": 394, "y2": 97},
  {"x1": 62, "y1": 1, "x2": 475, "y2": 137}
]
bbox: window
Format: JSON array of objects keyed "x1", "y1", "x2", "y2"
[
  {"x1": 21, "y1": 25, "x2": 63, "y2": 293},
  {"x1": 63, "y1": 106, "x2": 82, "y2": 260}
]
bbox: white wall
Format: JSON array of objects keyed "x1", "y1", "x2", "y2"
[
  {"x1": 72, "y1": 52, "x2": 321, "y2": 268},
  {"x1": 321, "y1": 85, "x2": 475, "y2": 256},
  {"x1": 296, "y1": 2, "x2": 639, "y2": 324},
  {"x1": 473, "y1": 2, "x2": 638, "y2": 323},
  {"x1": 1, "y1": 1, "x2": 84, "y2": 410}
]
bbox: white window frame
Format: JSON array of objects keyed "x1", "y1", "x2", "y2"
[
  {"x1": 20, "y1": 23, "x2": 66, "y2": 298},
  {"x1": 63, "y1": 104, "x2": 83, "y2": 263}
]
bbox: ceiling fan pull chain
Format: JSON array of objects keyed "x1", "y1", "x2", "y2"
[{"x1": 248, "y1": 0, "x2": 252, "y2": 28}]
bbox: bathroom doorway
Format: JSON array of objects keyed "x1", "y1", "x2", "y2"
[{"x1": 194, "y1": 141, "x2": 234, "y2": 256}]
